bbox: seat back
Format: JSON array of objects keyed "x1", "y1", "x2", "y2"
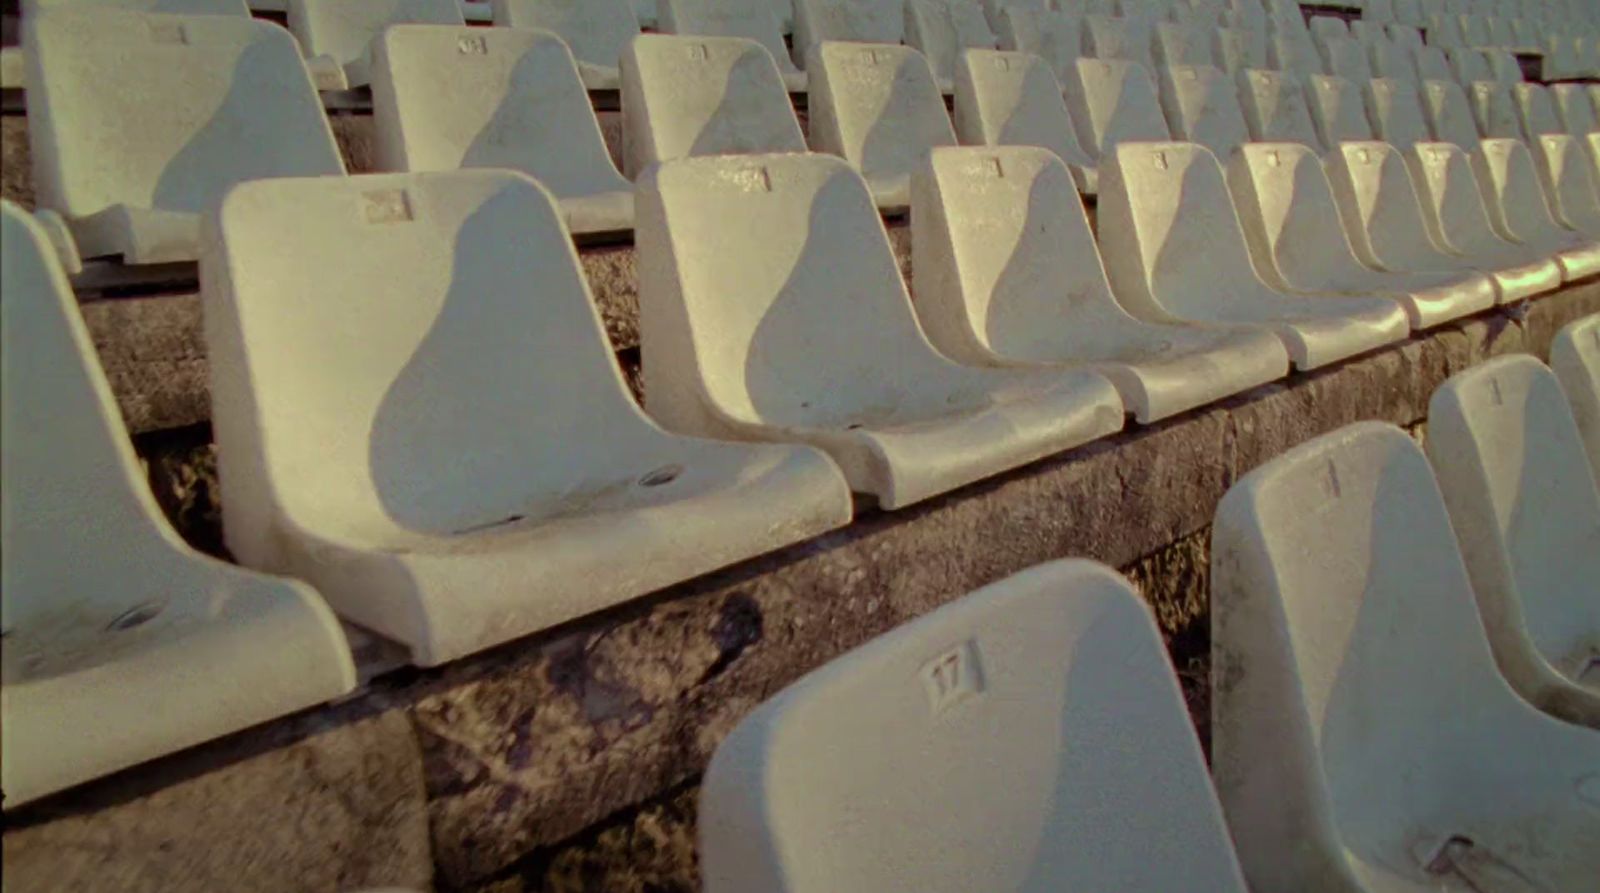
[
  {"x1": 24, "y1": 0, "x2": 248, "y2": 15},
  {"x1": 1550, "y1": 315, "x2": 1600, "y2": 475},
  {"x1": 995, "y1": 7, "x2": 1082, "y2": 80},
  {"x1": 1471, "y1": 137, "x2": 1568, "y2": 246},
  {"x1": 1210, "y1": 422, "x2": 1517, "y2": 890},
  {"x1": 1530, "y1": 133, "x2": 1600, "y2": 235},
  {"x1": 1513, "y1": 82, "x2": 1565, "y2": 140},
  {"x1": 1062, "y1": 57, "x2": 1171, "y2": 159},
  {"x1": 370, "y1": 25, "x2": 625, "y2": 198},
  {"x1": 1365, "y1": 77, "x2": 1431, "y2": 152},
  {"x1": 909, "y1": 146, "x2": 1118, "y2": 363},
  {"x1": 807, "y1": 42, "x2": 955, "y2": 183},
  {"x1": 1306, "y1": 73, "x2": 1373, "y2": 151},
  {"x1": 1410, "y1": 43, "x2": 1451, "y2": 81},
  {"x1": 635, "y1": 153, "x2": 941, "y2": 426},
  {"x1": 1482, "y1": 47, "x2": 1523, "y2": 85},
  {"x1": 1469, "y1": 79, "x2": 1522, "y2": 139},
  {"x1": 1236, "y1": 68, "x2": 1319, "y2": 147},
  {"x1": 1154, "y1": 20, "x2": 1214, "y2": 66},
  {"x1": 204, "y1": 170, "x2": 647, "y2": 542},
  {"x1": 903, "y1": 0, "x2": 997, "y2": 84},
  {"x1": 1404, "y1": 141, "x2": 1507, "y2": 256},
  {"x1": 792, "y1": 0, "x2": 903, "y2": 66},
  {"x1": 1552, "y1": 83, "x2": 1600, "y2": 137},
  {"x1": 1083, "y1": 13, "x2": 1154, "y2": 69},
  {"x1": 1427, "y1": 356, "x2": 1600, "y2": 684},
  {"x1": 24, "y1": 9, "x2": 343, "y2": 223},
  {"x1": 1420, "y1": 78, "x2": 1482, "y2": 151},
  {"x1": 621, "y1": 33, "x2": 804, "y2": 176},
  {"x1": 701, "y1": 560, "x2": 1248, "y2": 893},
  {"x1": 1367, "y1": 36, "x2": 1416, "y2": 84},
  {"x1": 488, "y1": 0, "x2": 639, "y2": 72},
  {"x1": 1212, "y1": 25, "x2": 1265, "y2": 73},
  {"x1": 1319, "y1": 36, "x2": 1371, "y2": 81},
  {"x1": 1157, "y1": 63, "x2": 1250, "y2": 160},
  {"x1": 1308, "y1": 14, "x2": 1347, "y2": 47},
  {"x1": 287, "y1": 0, "x2": 463, "y2": 65},
  {"x1": 1227, "y1": 141, "x2": 1374, "y2": 289},
  {"x1": 1267, "y1": 31, "x2": 1319, "y2": 78},
  {"x1": 1324, "y1": 141, "x2": 1453, "y2": 271},
  {"x1": 953, "y1": 49, "x2": 1092, "y2": 174},
  {"x1": 660, "y1": 0, "x2": 796, "y2": 73}
]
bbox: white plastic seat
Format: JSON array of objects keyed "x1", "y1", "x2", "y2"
[
  {"x1": 1157, "y1": 63, "x2": 1250, "y2": 160},
  {"x1": 1530, "y1": 133, "x2": 1600, "y2": 239},
  {"x1": 204, "y1": 170, "x2": 853, "y2": 666},
  {"x1": 1552, "y1": 83, "x2": 1600, "y2": 138},
  {"x1": 1461, "y1": 12, "x2": 1494, "y2": 47},
  {"x1": 1306, "y1": 73, "x2": 1374, "y2": 151},
  {"x1": 953, "y1": 49, "x2": 1099, "y2": 192},
  {"x1": 620, "y1": 34, "x2": 805, "y2": 177},
  {"x1": 1403, "y1": 141, "x2": 1570, "y2": 292},
  {"x1": 1153, "y1": 21, "x2": 1214, "y2": 66},
  {"x1": 1411, "y1": 43, "x2": 1453, "y2": 82},
  {"x1": 660, "y1": 0, "x2": 805, "y2": 90},
  {"x1": 1308, "y1": 14, "x2": 1348, "y2": 47},
  {"x1": 980, "y1": 0, "x2": 1045, "y2": 31},
  {"x1": 488, "y1": 0, "x2": 639, "y2": 90},
  {"x1": 911, "y1": 146, "x2": 1289, "y2": 421},
  {"x1": 23, "y1": 9, "x2": 346, "y2": 265},
  {"x1": 1513, "y1": 81, "x2": 1566, "y2": 141},
  {"x1": 1387, "y1": 22, "x2": 1424, "y2": 50},
  {"x1": 1550, "y1": 314, "x2": 1600, "y2": 474},
  {"x1": 1097, "y1": 142, "x2": 1410, "y2": 370},
  {"x1": 1082, "y1": 14, "x2": 1154, "y2": 69},
  {"x1": 1325, "y1": 141, "x2": 1550, "y2": 303},
  {"x1": 807, "y1": 41, "x2": 956, "y2": 210},
  {"x1": 1365, "y1": 77, "x2": 1432, "y2": 151},
  {"x1": 791, "y1": 0, "x2": 903, "y2": 67},
  {"x1": 1061, "y1": 57, "x2": 1172, "y2": 164},
  {"x1": 1319, "y1": 36, "x2": 1372, "y2": 80},
  {"x1": 1211, "y1": 421, "x2": 1600, "y2": 893},
  {"x1": 1367, "y1": 35, "x2": 1418, "y2": 84},
  {"x1": 1428, "y1": 11, "x2": 1467, "y2": 47},
  {"x1": 1213, "y1": 25, "x2": 1267, "y2": 73},
  {"x1": 634, "y1": 153, "x2": 1125, "y2": 508},
  {"x1": 1228, "y1": 143, "x2": 1496, "y2": 329},
  {"x1": 994, "y1": 6, "x2": 1083, "y2": 81},
  {"x1": 700, "y1": 559, "x2": 1251, "y2": 893},
  {"x1": 287, "y1": 0, "x2": 463, "y2": 88},
  {"x1": 904, "y1": 0, "x2": 998, "y2": 91},
  {"x1": 1482, "y1": 47, "x2": 1524, "y2": 85},
  {"x1": 369, "y1": 25, "x2": 632, "y2": 236},
  {"x1": 1469, "y1": 79, "x2": 1523, "y2": 139},
  {"x1": 1236, "y1": 68, "x2": 1320, "y2": 148},
  {"x1": 1267, "y1": 31, "x2": 1320, "y2": 78},
  {"x1": 1427, "y1": 356, "x2": 1600, "y2": 729},
  {"x1": 0, "y1": 200, "x2": 356, "y2": 808},
  {"x1": 1446, "y1": 45, "x2": 1492, "y2": 85},
  {"x1": 1421, "y1": 78, "x2": 1485, "y2": 151},
  {"x1": 1471, "y1": 138, "x2": 1600, "y2": 281}
]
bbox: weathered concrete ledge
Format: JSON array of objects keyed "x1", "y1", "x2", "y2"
[{"x1": 5, "y1": 284, "x2": 1595, "y2": 892}]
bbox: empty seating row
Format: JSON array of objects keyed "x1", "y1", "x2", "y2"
[
  {"x1": 701, "y1": 348, "x2": 1600, "y2": 887},
  {"x1": 24, "y1": 4, "x2": 1600, "y2": 266},
  {"x1": 15, "y1": 128, "x2": 1588, "y2": 801}
]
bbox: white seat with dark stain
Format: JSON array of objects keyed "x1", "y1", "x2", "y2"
[
  {"x1": 204, "y1": 170, "x2": 854, "y2": 666},
  {"x1": 1212, "y1": 421, "x2": 1600, "y2": 892},
  {"x1": 0, "y1": 200, "x2": 356, "y2": 808}
]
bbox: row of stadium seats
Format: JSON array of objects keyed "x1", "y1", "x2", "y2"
[
  {"x1": 14, "y1": 5, "x2": 1600, "y2": 257},
  {"x1": 701, "y1": 365, "x2": 1600, "y2": 889},
  {"x1": 5, "y1": 126, "x2": 1598, "y2": 804}
]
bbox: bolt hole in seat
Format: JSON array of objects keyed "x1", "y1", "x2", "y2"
[
  {"x1": 701, "y1": 559, "x2": 1249, "y2": 893},
  {"x1": 1426, "y1": 355, "x2": 1600, "y2": 728},
  {"x1": 369, "y1": 24, "x2": 634, "y2": 236},
  {"x1": 635, "y1": 152, "x2": 1125, "y2": 510},
  {"x1": 203, "y1": 170, "x2": 853, "y2": 666},
  {"x1": 1212, "y1": 421, "x2": 1600, "y2": 893},
  {"x1": 910, "y1": 145, "x2": 1290, "y2": 423},
  {"x1": 1096, "y1": 141, "x2": 1411, "y2": 372},
  {"x1": 1, "y1": 200, "x2": 357, "y2": 808},
  {"x1": 1227, "y1": 142, "x2": 1496, "y2": 329},
  {"x1": 23, "y1": 7, "x2": 347, "y2": 265}
]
